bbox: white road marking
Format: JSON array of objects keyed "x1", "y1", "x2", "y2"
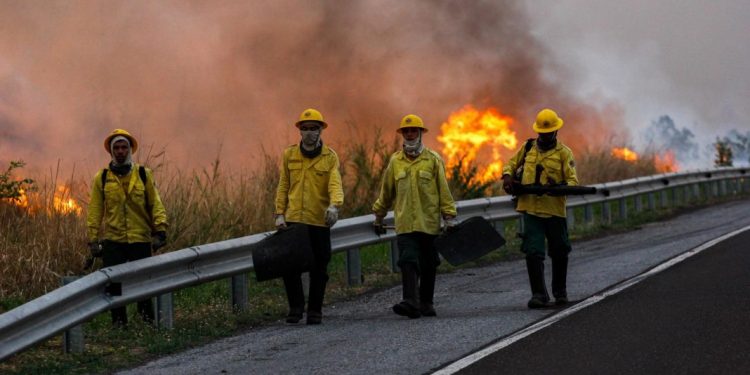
[{"x1": 433, "y1": 224, "x2": 750, "y2": 375}]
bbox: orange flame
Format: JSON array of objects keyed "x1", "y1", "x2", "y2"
[
  {"x1": 437, "y1": 105, "x2": 518, "y2": 184},
  {"x1": 4, "y1": 185, "x2": 82, "y2": 216},
  {"x1": 654, "y1": 151, "x2": 678, "y2": 173},
  {"x1": 612, "y1": 147, "x2": 639, "y2": 162},
  {"x1": 52, "y1": 185, "x2": 82, "y2": 216}
]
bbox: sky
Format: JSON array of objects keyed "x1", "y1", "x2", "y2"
[
  {"x1": 1, "y1": 0, "x2": 747, "y2": 176},
  {"x1": 524, "y1": 0, "x2": 750, "y2": 152}
]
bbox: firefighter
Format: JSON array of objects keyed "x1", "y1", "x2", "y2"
[
  {"x1": 372, "y1": 114, "x2": 457, "y2": 318},
  {"x1": 501, "y1": 108, "x2": 578, "y2": 308},
  {"x1": 274, "y1": 108, "x2": 344, "y2": 325},
  {"x1": 87, "y1": 129, "x2": 168, "y2": 326}
]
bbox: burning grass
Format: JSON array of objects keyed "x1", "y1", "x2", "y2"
[{"x1": 0, "y1": 134, "x2": 673, "y2": 302}]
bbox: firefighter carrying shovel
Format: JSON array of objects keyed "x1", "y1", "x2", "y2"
[{"x1": 372, "y1": 114, "x2": 457, "y2": 319}]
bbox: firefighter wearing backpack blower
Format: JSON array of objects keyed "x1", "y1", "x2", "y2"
[
  {"x1": 86, "y1": 128, "x2": 168, "y2": 327},
  {"x1": 502, "y1": 109, "x2": 578, "y2": 308}
]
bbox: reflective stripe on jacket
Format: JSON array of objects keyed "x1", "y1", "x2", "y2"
[
  {"x1": 372, "y1": 148, "x2": 457, "y2": 235},
  {"x1": 87, "y1": 164, "x2": 168, "y2": 243},
  {"x1": 275, "y1": 145, "x2": 344, "y2": 227},
  {"x1": 502, "y1": 141, "x2": 578, "y2": 218}
]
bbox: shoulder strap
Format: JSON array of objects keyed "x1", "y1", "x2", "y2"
[
  {"x1": 519, "y1": 138, "x2": 535, "y2": 166},
  {"x1": 100, "y1": 169, "x2": 108, "y2": 202},
  {"x1": 138, "y1": 166, "x2": 151, "y2": 215}
]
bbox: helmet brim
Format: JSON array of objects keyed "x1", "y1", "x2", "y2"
[
  {"x1": 295, "y1": 120, "x2": 328, "y2": 129},
  {"x1": 532, "y1": 120, "x2": 563, "y2": 133}
]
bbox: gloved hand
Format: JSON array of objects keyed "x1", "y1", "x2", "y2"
[
  {"x1": 373, "y1": 215, "x2": 386, "y2": 235},
  {"x1": 443, "y1": 216, "x2": 459, "y2": 233},
  {"x1": 275, "y1": 214, "x2": 287, "y2": 229},
  {"x1": 325, "y1": 206, "x2": 339, "y2": 227},
  {"x1": 88, "y1": 241, "x2": 102, "y2": 257},
  {"x1": 151, "y1": 231, "x2": 167, "y2": 251},
  {"x1": 502, "y1": 174, "x2": 514, "y2": 195}
]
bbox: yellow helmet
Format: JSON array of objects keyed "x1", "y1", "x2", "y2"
[
  {"x1": 295, "y1": 108, "x2": 328, "y2": 129},
  {"x1": 532, "y1": 108, "x2": 564, "y2": 133},
  {"x1": 103, "y1": 129, "x2": 138, "y2": 154},
  {"x1": 397, "y1": 114, "x2": 428, "y2": 133}
]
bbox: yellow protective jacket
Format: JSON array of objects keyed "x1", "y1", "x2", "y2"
[
  {"x1": 87, "y1": 164, "x2": 168, "y2": 243},
  {"x1": 502, "y1": 140, "x2": 578, "y2": 218},
  {"x1": 275, "y1": 144, "x2": 344, "y2": 227},
  {"x1": 372, "y1": 148, "x2": 457, "y2": 235}
]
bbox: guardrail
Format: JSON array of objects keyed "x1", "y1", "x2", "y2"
[{"x1": 1, "y1": 167, "x2": 747, "y2": 361}]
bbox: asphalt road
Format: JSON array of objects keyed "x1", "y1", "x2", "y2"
[
  {"x1": 452, "y1": 227, "x2": 750, "y2": 375},
  {"x1": 120, "y1": 198, "x2": 750, "y2": 375}
]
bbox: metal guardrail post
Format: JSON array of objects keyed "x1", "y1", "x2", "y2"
[
  {"x1": 660, "y1": 189, "x2": 669, "y2": 208},
  {"x1": 692, "y1": 184, "x2": 701, "y2": 201},
  {"x1": 634, "y1": 194, "x2": 643, "y2": 213},
  {"x1": 518, "y1": 215, "x2": 525, "y2": 235},
  {"x1": 302, "y1": 272, "x2": 310, "y2": 299},
  {"x1": 390, "y1": 241, "x2": 400, "y2": 273},
  {"x1": 647, "y1": 192, "x2": 656, "y2": 211},
  {"x1": 720, "y1": 180, "x2": 727, "y2": 196},
  {"x1": 618, "y1": 198, "x2": 628, "y2": 220},
  {"x1": 566, "y1": 207, "x2": 575, "y2": 229},
  {"x1": 601, "y1": 201, "x2": 611, "y2": 224},
  {"x1": 231, "y1": 274, "x2": 249, "y2": 312},
  {"x1": 583, "y1": 204, "x2": 593, "y2": 225},
  {"x1": 711, "y1": 181, "x2": 719, "y2": 198},
  {"x1": 492, "y1": 219, "x2": 505, "y2": 237},
  {"x1": 346, "y1": 249, "x2": 362, "y2": 286},
  {"x1": 157, "y1": 293, "x2": 174, "y2": 330},
  {"x1": 61, "y1": 276, "x2": 84, "y2": 354}
]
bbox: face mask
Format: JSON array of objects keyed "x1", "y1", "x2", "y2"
[
  {"x1": 536, "y1": 131, "x2": 557, "y2": 151},
  {"x1": 300, "y1": 128, "x2": 321, "y2": 148},
  {"x1": 403, "y1": 130, "x2": 424, "y2": 157}
]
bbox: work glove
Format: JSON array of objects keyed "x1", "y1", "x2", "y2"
[
  {"x1": 152, "y1": 231, "x2": 167, "y2": 251},
  {"x1": 325, "y1": 206, "x2": 339, "y2": 227},
  {"x1": 275, "y1": 214, "x2": 287, "y2": 229},
  {"x1": 88, "y1": 241, "x2": 103, "y2": 257},
  {"x1": 502, "y1": 174, "x2": 514, "y2": 195},
  {"x1": 442, "y1": 216, "x2": 459, "y2": 234},
  {"x1": 372, "y1": 215, "x2": 387, "y2": 235}
]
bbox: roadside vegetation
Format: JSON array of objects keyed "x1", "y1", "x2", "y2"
[{"x1": 1, "y1": 138, "x2": 745, "y2": 374}]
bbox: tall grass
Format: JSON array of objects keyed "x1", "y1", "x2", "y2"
[{"x1": 0, "y1": 139, "x2": 667, "y2": 304}]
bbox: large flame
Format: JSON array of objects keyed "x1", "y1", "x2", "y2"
[
  {"x1": 612, "y1": 147, "x2": 639, "y2": 162},
  {"x1": 437, "y1": 105, "x2": 518, "y2": 184}
]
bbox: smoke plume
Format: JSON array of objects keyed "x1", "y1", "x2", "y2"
[{"x1": 0, "y1": 0, "x2": 626, "y2": 175}]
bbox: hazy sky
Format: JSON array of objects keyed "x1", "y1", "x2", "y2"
[
  {"x1": 1, "y1": 0, "x2": 747, "y2": 175},
  {"x1": 524, "y1": 0, "x2": 750, "y2": 145}
]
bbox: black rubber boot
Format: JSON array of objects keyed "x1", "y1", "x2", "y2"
[
  {"x1": 306, "y1": 273, "x2": 329, "y2": 325},
  {"x1": 552, "y1": 256, "x2": 569, "y2": 305},
  {"x1": 526, "y1": 256, "x2": 550, "y2": 309},
  {"x1": 392, "y1": 264, "x2": 422, "y2": 319},
  {"x1": 283, "y1": 275, "x2": 305, "y2": 323},
  {"x1": 419, "y1": 266, "x2": 437, "y2": 317}
]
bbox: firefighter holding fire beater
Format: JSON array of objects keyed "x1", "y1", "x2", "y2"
[
  {"x1": 502, "y1": 108, "x2": 578, "y2": 308},
  {"x1": 87, "y1": 128, "x2": 168, "y2": 327},
  {"x1": 372, "y1": 114, "x2": 457, "y2": 318},
  {"x1": 274, "y1": 108, "x2": 344, "y2": 325}
]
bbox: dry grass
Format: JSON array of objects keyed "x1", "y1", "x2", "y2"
[{"x1": 1, "y1": 140, "x2": 665, "y2": 304}]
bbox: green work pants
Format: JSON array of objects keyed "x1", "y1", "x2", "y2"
[{"x1": 521, "y1": 213, "x2": 572, "y2": 259}]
